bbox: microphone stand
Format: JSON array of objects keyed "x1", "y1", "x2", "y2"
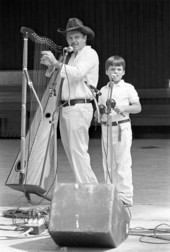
[
  {"x1": 50, "y1": 50, "x2": 69, "y2": 185},
  {"x1": 106, "y1": 80, "x2": 114, "y2": 184}
]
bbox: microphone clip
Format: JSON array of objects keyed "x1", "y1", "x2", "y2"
[{"x1": 88, "y1": 84, "x2": 102, "y2": 96}]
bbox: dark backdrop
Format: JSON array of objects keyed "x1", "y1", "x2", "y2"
[{"x1": 0, "y1": 0, "x2": 170, "y2": 89}]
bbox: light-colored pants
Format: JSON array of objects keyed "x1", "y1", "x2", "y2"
[
  {"x1": 101, "y1": 122, "x2": 133, "y2": 205},
  {"x1": 60, "y1": 103, "x2": 98, "y2": 184}
]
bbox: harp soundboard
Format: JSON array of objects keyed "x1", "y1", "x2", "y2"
[{"x1": 5, "y1": 27, "x2": 64, "y2": 201}]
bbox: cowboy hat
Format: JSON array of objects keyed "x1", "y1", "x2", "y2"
[{"x1": 57, "y1": 18, "x2": 95, "y2": 40}]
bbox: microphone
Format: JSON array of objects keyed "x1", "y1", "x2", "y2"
[
  {"x1": 63, "y1": 46, "x2": 73, "y2": 53},
  {"x1": 111, "y1": 74, "x2": 116, "y2": 82},
  {"x1": 106, "y1": 99, "x2": 116, "y2": 109},
  {"x1": 89, "y1": 85, "x2": 102, "y2": 96}
]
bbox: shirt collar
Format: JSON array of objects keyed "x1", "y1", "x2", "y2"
[{"x1": 107, "y1": 79, "x2": 124, "y2": 88}]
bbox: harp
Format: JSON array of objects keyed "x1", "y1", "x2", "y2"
[{"x1": 5, "y1": 27, "x2": 64, "y2": 201}]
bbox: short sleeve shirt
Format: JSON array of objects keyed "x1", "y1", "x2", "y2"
[{"x1": 98, "y1": 79, "x2": 140, "y2": 121}]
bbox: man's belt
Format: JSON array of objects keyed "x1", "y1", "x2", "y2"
[
  {"x1": 61, "y1": 99, "x2": 92, "y2": 107},
  {"x1": 101, "y1": 118, "x2": 130, "y2": 126}
]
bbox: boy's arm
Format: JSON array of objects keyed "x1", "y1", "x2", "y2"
[{"x1": 114, "y1": 100, "x2": 142, "y2": 115}]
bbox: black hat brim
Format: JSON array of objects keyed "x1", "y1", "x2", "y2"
[{"x1": 57, "y1": 26, "x2": 95, "y2": 41}]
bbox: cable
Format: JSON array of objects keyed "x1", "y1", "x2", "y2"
[
  {"x1": 0, "y1": 230, "x2": 49, "y2": 240},
  {"x1": 129, "y1": 223, "x2": 170, "y2": 244}
]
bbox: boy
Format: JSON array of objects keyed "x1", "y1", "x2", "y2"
[{"x1": 98, "y1": 56, "x2": 141, "y2": 206}]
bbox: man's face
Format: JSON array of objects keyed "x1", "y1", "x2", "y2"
[
  {"x1": 106, "y1": 65, "x2": 125, "y2": 84},
  {"x1": 66, "y1": 31, "x2": 87, "y2": 53}
]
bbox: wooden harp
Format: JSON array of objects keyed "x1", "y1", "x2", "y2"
[{"x1": 5, "y1": 27, "x2": 63, "y2": 200}]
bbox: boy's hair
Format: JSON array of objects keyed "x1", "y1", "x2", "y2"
[{"x1": 105, "y1": 56, "x2": 126, "y2": 71}]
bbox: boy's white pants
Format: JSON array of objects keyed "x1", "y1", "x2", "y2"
[
  {"x1": 60, "y1": 103, "x2": 98, "y2": 184},
  {"x1": 101, "y1": 122, "x2": 133, "y2": 205}
]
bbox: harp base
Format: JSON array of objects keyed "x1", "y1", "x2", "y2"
[{"x1": 6, "y1": 184, "x2": 51, "y2": 202}]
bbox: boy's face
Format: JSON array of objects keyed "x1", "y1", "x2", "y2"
[{"x1": 106, "y1": 65, "x2": 125, "y2": 84}]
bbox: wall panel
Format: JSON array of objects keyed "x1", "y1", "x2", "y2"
[{"x1": 0, "y1": 0, "x2": 170, "y2": 89}]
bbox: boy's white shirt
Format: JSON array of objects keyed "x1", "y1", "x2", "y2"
[{"x1": 99, "y1": 79, "x2": 139, "y2": 122}]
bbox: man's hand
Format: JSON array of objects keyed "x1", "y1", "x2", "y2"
[
  {"x1": 40, "y1": 51, "x2": 58, "y2": 66},
  {"x1": 94, "y1": 110, "x2": 99, "y2": 121}
]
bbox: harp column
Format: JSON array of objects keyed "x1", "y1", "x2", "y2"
[{"x1": 20, "y1": 31, "x2": 29, "y2": 180}]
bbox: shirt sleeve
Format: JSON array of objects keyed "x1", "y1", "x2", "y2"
[{"x1": 128, "y1": 84, "x2": 140, "y2": 103}]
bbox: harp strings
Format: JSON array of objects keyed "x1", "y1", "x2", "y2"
[{"x1": 27, "y1": 41, "x2": 60, "y2": 159}]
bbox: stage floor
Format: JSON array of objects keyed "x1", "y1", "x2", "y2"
[{"x1": 0, "y1": 139, "x2": 170, "y2": 251}]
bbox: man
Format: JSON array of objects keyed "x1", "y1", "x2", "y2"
[{"x1": 40, "y1": 18, "x2": 99, "y2": 183}]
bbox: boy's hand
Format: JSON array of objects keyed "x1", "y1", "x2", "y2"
[
  {"x1": 113, "y1": 105, "x2": 125, "y2": 117},
  {"x1": 113, "y1": 106, "x2": 121, "y2": 114}
]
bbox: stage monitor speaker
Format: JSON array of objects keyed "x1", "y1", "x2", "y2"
[{"x1": 48, "y1": 183, "x2": 131, "y2": 248}]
